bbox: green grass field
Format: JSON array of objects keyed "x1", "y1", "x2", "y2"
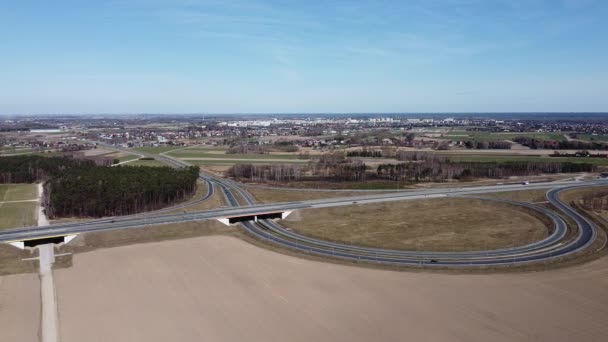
[
  {"x1": 0, "y1": 202, "x2": 38, "y2": 229},
  {"x1": 0, "y1": 184, "x2": 38, "y2": 201},
  {"x1": 123, "y1": 159, "x2": 169, "y2": 167},
  {"x1": 167, "y1": 150, "x2": 300, "y2": 159},
  {"x1": 103, "y1": 151, "x2": 141, "y2": 163},
  {"x1": 0, "y1": 184, "x2": 39, "y2": 230},
  {"x1": 575, "y1": 134, "x2": 608, "y2": 142},
  {"x1": 29, "y1": 151, "x2": 61, "y2": 157},
  {"x1": 0, "y1": 147, "x2": 32, "y2": 155},
  {"x1": 174, "y1": 146, "x2": 227, "y2": 152},
  {"x1": 133, "y1": 146, "x2": 183, "y2": 154},
  {"x1": 443, "y1": 131, "x2": 567, "y2": 142},
  {"x1": 117, "y1": 154, "x2": 140, "y2": 162}
]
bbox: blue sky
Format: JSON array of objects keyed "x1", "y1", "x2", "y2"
[{"x1": 0, "y1": 0, "x2": 606, "y2": 113}]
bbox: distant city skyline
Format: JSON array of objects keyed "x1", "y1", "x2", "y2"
[{"x1": 1, "y1": 0, "x2": 607, "y2": 114}]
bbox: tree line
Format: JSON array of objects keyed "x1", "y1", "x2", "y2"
[
  {"x1": 513, "y1": 137, "x2": 608, "y2": 150},
  {"x1": 578, "y1": 189, "x2": 608, "y2": 211},
  {"x1": 0, "y1": 155, "x2": 91, "y2": 183},
  {"x1": 463, "y1": 140, "x2": 512, "y2": 149},
  {"x1": 375, "y1": 160, "x2": 592, "y2": 182},
  {"x1": 346, "y1": 150, "x2": 383, "y2": 158},
  {"x1": 0, "y1": 155, "x2": 198, "y2": 218},
  {"x1": 226, "y1": 153, "x2": 593, "y2": 184}
]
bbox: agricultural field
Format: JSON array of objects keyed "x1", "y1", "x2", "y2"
[
  {"x1": 50, "y1": 235, "x2": 608, "y2": 342},
  {"x1": 442, "y1": 131, "x2": 567, "y2": 142},
  {"x1": 164, "y1": 146, "x2": 308, "y2": 166}
]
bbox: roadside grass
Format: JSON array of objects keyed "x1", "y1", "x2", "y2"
[
  {"x1": 279, "y1": 198, "x2": 550, "y2": 252},
  {"x1": 346, "y1": 181, "x2": 411, "y2": 190},
  {"x1": 0, "y1": 202, "x2": 38, "y2": 229},
  {"x1": 484, "y1": 189, "x2": 550, "y2": 203},
  {"x1": 0, "y1": 184, "x2": 38, "y2": 201}
]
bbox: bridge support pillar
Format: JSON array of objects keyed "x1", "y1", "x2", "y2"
[
  {"x1": 8, "y1": 241, "x2": 25, "y2": 250},
  {"x1": 217, "y1": 218, "x2": 231, "y2": 226}
]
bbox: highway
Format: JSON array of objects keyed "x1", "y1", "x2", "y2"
[{"x1": 4, "y1": 144, "x2": 606, "y2": 268}]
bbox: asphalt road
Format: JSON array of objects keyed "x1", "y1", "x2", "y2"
[
  {"x1": 218, "y1": 176, "x2": 607, "y2": 267},
  {"x1": 6, "y1": 144, "x2": 605, "y2": 268}
]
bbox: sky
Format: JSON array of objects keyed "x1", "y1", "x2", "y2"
[{"x1": 0, "y1": 0, "x2": 607, "y2": 114}]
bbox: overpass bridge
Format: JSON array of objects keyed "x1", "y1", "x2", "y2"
[
  {"x1": 3, "y1": 179, "x2": 607, "y2": 250},
  {"x1": 216, "y1": 210, "x2": 293, "y2": 225}
]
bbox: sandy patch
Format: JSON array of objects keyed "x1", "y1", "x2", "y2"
[
  {"x1": 0, "y1": 274, "x2": 41, "y2": 342},
  {"x1": 55, "y1": 236, "x2": 608, "y2": 342}
]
